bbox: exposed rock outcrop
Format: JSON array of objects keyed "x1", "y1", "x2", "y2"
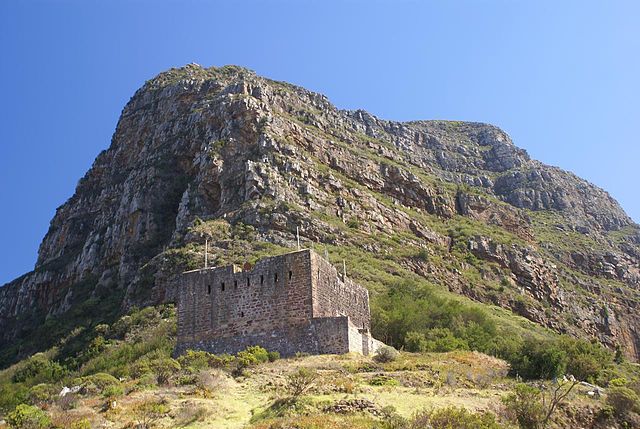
[{"x1": 1, "y1": 64, "x2": 639, "y2": 364}]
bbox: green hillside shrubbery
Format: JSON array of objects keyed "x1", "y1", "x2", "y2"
[{"x1": 372, "y1": 279, "x2": 614, "y2": 382}]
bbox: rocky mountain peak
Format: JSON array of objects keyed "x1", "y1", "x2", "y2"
[{"x1": 1, "y1": 64, "x2": 638, "y2": 366}]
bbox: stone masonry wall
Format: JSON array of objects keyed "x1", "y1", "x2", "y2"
[
  {"x1": 175, "y1": 316, "x2": 351, "y2": 357},
  {"x1": 310, "y1": 252, "x2": 371, "y2": 330},
  {"x1": 177, "y1": 250, "x2": 313, "y2": 345},
  {"x1": 176, "y1": 249, "x2": 380, "y2": 357}
]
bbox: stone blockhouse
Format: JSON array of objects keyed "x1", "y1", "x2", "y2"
[{"x1": 175, "y1": 249, "x2": 384, "y2": 357}]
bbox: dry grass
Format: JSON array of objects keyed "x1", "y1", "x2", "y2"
[{"x1": 2, "y1": 351, "x2": 602, "y2": 428}]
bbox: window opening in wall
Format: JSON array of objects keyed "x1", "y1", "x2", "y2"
[
  {"x1": 274, "y1": 272, "x2": 278, "y2": 283},
  {"x1": 207, "y1": 284, "x2": 211, "y2": 295},
  {"x1": 260, "y1": 275, "x2": 264, "y2": 285},
  {"x1": 247, "y1": 277, "x2": 250, "y2": 287},
  {"x1": 234, "y1": 280, "x2": 238, "y2": 289},
  {"x1": 221, "y1": 282, "x2": 225, "y2": 291},
  {"x1": 241, "y1": 311, "x2": 245, "y2": 318},
  {"x1": 289, "y1": 270, "x2": 293, "y2": 280}
]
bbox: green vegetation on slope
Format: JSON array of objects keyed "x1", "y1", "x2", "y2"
[{"x1": 1, "y1": 304, "x2": 639, "y2": 428}]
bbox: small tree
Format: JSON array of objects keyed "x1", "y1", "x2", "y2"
[
  {"x1": 539, "y1": 379, "x2": 580, "y2": 427},
  {"x1": 503, "y1": 379, "x2": 580, "y2": 429},
  {"x1": 503, "y1": 384, "x2": 545, "y2": 429}
]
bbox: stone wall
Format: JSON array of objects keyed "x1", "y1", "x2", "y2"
[
  {"x1": 174, "y1": 315, "x2": 383, "y2": 357},
  {"x1": 176, "y1": 249, "x2": 381, "y2": 357},
  {"x1": 176, "y1": 316, "x2": 351, "y2": 357},
  {"x1": 310, "y1": 252, "x2": 371, "y2": 330},
  {"x1": 177, "y1": 250, "x2": 313, "y2": 344}
]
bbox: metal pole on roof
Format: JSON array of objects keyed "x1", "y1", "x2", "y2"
[
  {"x1": 204, "y1": 237, "x2": 209, "y2": 269},
  {"x1": 343, "y1": 260, "x2": 347, "y2": 279},
  {"x1": 296, "y1": 226, "x2": 300, "y2": 250}
]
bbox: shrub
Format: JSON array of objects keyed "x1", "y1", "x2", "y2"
[
  {"x1": 502, "y1": 380, "x2": 579, "y2": 429},
  {"x1": 374, "y1": 346, "x2": 399, "y2": 363},
  {"x1": 235, "y1": 352, "x2": 258, "y2": 375},
  {"x1": 268, "y1": 351, "x2": 281, "y2": 362},
  {"x1": 130, "y1": 359, "x2": 152, "y2": 378},
  {"x1": 422, "y1": 328, "x2": 469, "y2": 352},
  {"x1": 369, "y1": 375, "x2": 399, "y2": 387},
  {"x1": 609, "y1": 377, "x2": 628, "y2": 387},
  {"x1": 195, "y1": 370, "x2": 225, "y2": 397},
  {"x1": 378, "y1": 405, "x2": 407, "y2": 429},
  {"x1": 559, "y1": 336, "x2": 612, "y2": 382},
  {"x1": 614, "y1": 345, "x2": 624, "y2": 364},
  {"x1": 502, "y1": 384, "x2": 545, "y2": 429},
  {"x1": 233, "y1": 346, "x2": 270, "y2": 376},
  {"x1": 346, "y1": 218, "x2": 361, "y2": 229},
  {"x1": 606, "y1": 386, "x2": 640, "y2": 417},
  {"x1": 28, "y1": 384, "x2": 57, "y2": 407},
  {"x1": 404, "y1": 332, "x2": 427, "y2": 353},
  {"x1": 12, "y1": 354, "x2": 67, "y2": 385},
  {"x1": 79, "y1": 335, "x2": 107, "y2": 362},
  {"x1": 411, "y1": 406, "x2": 503, "y2": 429},
  {"x1": 94, "y1": 324, "x2": 110, "y2": 336},
  {"x1": 597, "y1": 405, "x2": 615, "y2": 421},
  {"x1": 137, "y1": 373, "x2": 158, "y2": 388},
  {"x1": 372, "y1": 280, "x2": 499, "y2": 355},
  {"x1": 209, "y1": 353, "x2": 235, "y2": 369},
  {"x1": 102, "y1": 384, "x2": 124, "y2": 399},
  {"x1": 244, "y1": 346, "x2": 270, "y2": 364},
  {"x1": 75, "y1": 372, "x2": 119, "y2": 395},
  {"x1": 177, "y1": 350, "x2": 214, "y2": 371},
  {"x1": 70, "y1": 419, "x2": 91, "y2": 429},
  {"x1": 0, "y1": 383, "x2": 29, "y2": 414},
  {"x1": 507, "y1": 336, "x2": 612, "y2": 381},
  {"x1": 415, "y1": 249, "x2": 430, "y2": 262},
  {"x1": 132, "y1": 399, "x2": 170, "y2": 429},
  {"x1": 372, "y1": 279, "x2": 612, "y2": 381},
  {"x1": 56, "y1": 392, "x2": 78, "y2": 411},
  {"x1": 49, "y1": 410, "x2": 91, "y2": 429},
  {"x1": 84, "y1": 372, "x2": 119, "y2": 388},
  {"x1": 149, "y1": 358, "x2": 181, "y2": 385},
  {"x1": 286, "y1": 367, "x2": 318, "y2": 398},
  {"x1": 175, "y1": 404, "x2": 210, "y2": 426},
  {"x1": 509, "y1": 338, "x2": 567, "y2": 380},
  {"x1": 6, "y1": 404, "x2": 51, "y2": 429},
  {"x1": 177, "y1": 374, "x2": 198, "y2": 385}
]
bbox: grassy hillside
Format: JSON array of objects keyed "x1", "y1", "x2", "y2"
[{"x1": 0, "y1": 303, "x2": 639, "y2": 428}]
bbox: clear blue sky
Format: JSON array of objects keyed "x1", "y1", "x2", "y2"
[{"x1": 1, "y1": 1, "x2": 638, "y2": 285}]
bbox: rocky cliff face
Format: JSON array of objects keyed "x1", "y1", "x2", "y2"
[{"x1": 1, "y1": 64, "x2": 639, "y2": 363}]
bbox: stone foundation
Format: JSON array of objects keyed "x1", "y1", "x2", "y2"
[{"x1": 175, "y1": 315, "x2": 383, "y2": 357}]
